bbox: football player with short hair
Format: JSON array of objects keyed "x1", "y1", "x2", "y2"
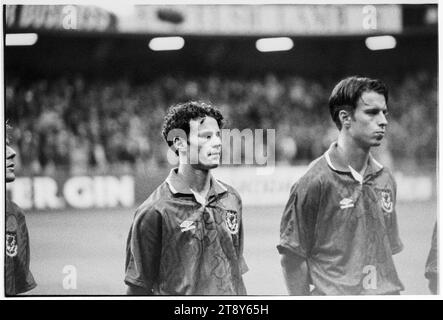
[
  {"x1": 5, "y1": 122, "x2": 37, "y2": 295},
  {"x1": 125, "y1": 101, "x2": 248, "y2": 295},
  {"x1": 278, "y1": 76, "x2": 404, "y2": 295}
]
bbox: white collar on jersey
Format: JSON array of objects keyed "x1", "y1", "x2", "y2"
[{"x1": 324, "y1": 142, "x2": 384, "y2": 183}]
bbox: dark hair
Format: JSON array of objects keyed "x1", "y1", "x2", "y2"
[
  {"x1": 328, "y1": 76, "x2": 389, "y2": 130},
  {"x1": 161, "y1": 101, "x2": 224, "y2": 155}
]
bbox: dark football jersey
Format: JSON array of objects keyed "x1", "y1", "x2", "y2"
[
  {"x1": 278, "y1": 142, "x2": 404, "y2": 295},
  {"x1": 125, "y1": 169, "x2": 248, "y2": 295},
  {"x1": 5, "y1": 199, "x2": 37, "y2": 295}
]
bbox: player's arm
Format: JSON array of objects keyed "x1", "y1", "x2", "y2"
[
  {"x1": 281, "y1": 252, "x2": 309, "y2": 295},
  {"x1": 277, "y1": 178, "x2": 320, "y2": 296},
  {"x1": 17, "y1": 207, "x2": 37, "y2": 293},
  {"x1": 236, "y1": 193, "x2": 249, "y2": 275},
  {"x1": 124, "y1": 206, "x2": 162, "y2": 295},
  {"x1": 425, "y1": 223, "x2": 438, "y2": 294},
  {"x1": 386, "y1": 174, "x2": 403, "y2": 254}
]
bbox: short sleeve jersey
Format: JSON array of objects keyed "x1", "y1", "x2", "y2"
[
  {"x1": 278, "y1": 142, "x2": 404, "y2": 295},
  {"x1": 5, "y1": 199, "x2": 37, "y2": 295},
  {"x1": 125, "y1": 168, "x2": 248, "y2": 295}
]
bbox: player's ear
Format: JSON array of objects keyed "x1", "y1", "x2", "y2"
[
  {"x1": 173, "y1": 136, "x2": 187, "y2": 152},
  {"x1": 168, "y1": 128, "x2": 188, "y2": 153},
  {"x1": 338, "y1": 109, "x2": 351, "y2": 129}
]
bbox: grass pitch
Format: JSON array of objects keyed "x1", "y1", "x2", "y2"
[{"x1": 24, "y1": 201, "x2": 436, "y2": 296}]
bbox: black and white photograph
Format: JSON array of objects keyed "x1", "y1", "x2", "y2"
[{"x1": 1, "y1": 1, "x2": 439, "y2": 300}]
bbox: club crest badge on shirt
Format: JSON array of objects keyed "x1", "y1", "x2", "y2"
[
  {"x1": 6, "y1": 215, "x2": 18, "y2": 257},
  {"x1": 6, "y1": 232, "x2": 18, "y2": 257},
  {"x1": 379, "y1": 189, "x2": 394, "y2": 213},
  {"x1": 225, "y1": 210, "x2": 239, "y2": 234}
]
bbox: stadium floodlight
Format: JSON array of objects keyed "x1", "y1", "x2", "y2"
[
  {"x1": 256, "y1": 37, "x2": 293, "y2": 52},
  {"x1": 365, "y1": 35, "x2": 396, "y2": 51},
  {"x1": 149, "y1": 37, "x2": 185, "y2": 51},
  {"x1": 5, "y1": 33, "x2": 38, "y2": 46}
]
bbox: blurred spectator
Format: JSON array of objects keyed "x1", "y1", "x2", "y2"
[{"x1": 5, "y1": 71, "x2": 437, "y2": 174}]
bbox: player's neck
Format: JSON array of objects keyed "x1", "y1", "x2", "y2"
[
  {"x1": 178, "y1": 164, "x2": 211, "y2": 197},
  {"x1": 337, "y1": 134, "x2": 370, "y2": 175}
]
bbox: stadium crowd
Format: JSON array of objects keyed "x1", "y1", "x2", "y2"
[{"x1": 5, "y1": 71, "x2": 437, "y2": 175}]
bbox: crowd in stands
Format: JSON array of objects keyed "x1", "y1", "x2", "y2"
[{"x1": 5, "y1": 71, "x2": 437, "y2": 175}]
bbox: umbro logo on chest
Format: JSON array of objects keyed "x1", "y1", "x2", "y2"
[
  {"x1": 339, "y1": 198, "x2": 354, "y2": 209},
  {"x1": 179, "y1": 220, "x2": 196, "y2": 232}
]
